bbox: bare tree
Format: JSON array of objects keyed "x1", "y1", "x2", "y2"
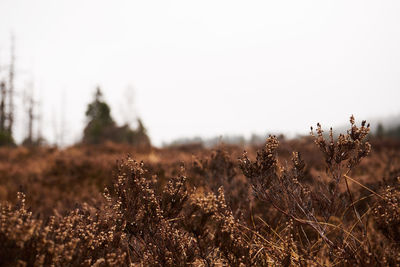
[
  {"x1": 52, "y1": 90, "x2": 67, "y2": 147},
  {"x1": 36, "y1": 99, "x2": 43, "y2": 144},
  {"x1": 120, "y1": 84, "x2": 137, "y2": 128},
  {"x1": 22, "y1": 81, "x2": 40, "y2": 146},
  {"x1": 51, "y1": 106, "x2": 59, "y2": 146},
  {"x1": 7, "y1": 33, "x2": 15, "y2": 136},
  {"x1": 0, "y1": 81, "x2": 6, "y2": 132},
  {"x1": 59, "y1": 89, "x2": 67, "y2": 146}
]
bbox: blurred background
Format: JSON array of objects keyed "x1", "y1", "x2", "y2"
[{"x1": 0, "y1": 0, "x2": 399, "y2": 147}]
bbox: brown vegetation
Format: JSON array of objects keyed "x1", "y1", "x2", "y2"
[{"x1": 0, "y1": 117, "x2": 400, "y2": 266}]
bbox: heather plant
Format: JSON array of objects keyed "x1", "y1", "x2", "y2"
[
  {"x1": 0, "y1": 116, "x2": 400, "y2": 266},
  {"x1": 111, "y1": 158, "x2": 198, "y2": 266},
  {"x1": 181, "y1": 187, "x2": 251, "y2": 266},
  {"x1": 239, "y1": 116, "x2": 383, "y2": 265},
  {"x1": 190, "y1": 148, "x2": 251, "y2": 216},
  {"x1": 191, "y1": 148, "x2": 237, "y2": 191},
  {"x1": 0, "y1": 192, "x2": 127, "y2": 266},
  {"x1": 373, "y1": 181, "x2": 400, "y2": 265}
]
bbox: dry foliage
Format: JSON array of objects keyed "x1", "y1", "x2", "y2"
[{"x1": 0, "y1": 116, "x2": 400, "y2": 266}]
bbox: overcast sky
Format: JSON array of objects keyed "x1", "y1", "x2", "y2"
[{"x1": 1, "y1": 0, "x2": 400, "y2": 146}]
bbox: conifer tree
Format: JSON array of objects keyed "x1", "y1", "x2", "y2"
[{"x1": 83, "y1": 87, "x2": 115, "y2": 144}]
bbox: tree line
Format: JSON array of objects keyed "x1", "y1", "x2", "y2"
[{"x1": 0, "y1": 36, "x2": 150, "y2": 148}]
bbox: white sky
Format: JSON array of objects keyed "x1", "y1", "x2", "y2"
[{"x1": 0, "y1": 0, "x2": 400, "y2": 146}]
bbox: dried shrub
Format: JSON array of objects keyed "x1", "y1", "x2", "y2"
[
  {"x1": 239, "y1": 116, "x2": 385, "y2": 265},
  {"x1": 0, "y1": 116, "x2": 400, "y2": 266},
  {"x1": 0, "y1": 192, "x2": 126, "y2": 266}
]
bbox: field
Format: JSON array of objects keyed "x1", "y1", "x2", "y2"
[{"x1": 1, "y1": 118, "x2": 400, "y2": 266}]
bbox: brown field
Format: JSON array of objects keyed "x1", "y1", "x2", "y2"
[{"x1": 1, "y1": 118, "x2": 400, "y2": 266}]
